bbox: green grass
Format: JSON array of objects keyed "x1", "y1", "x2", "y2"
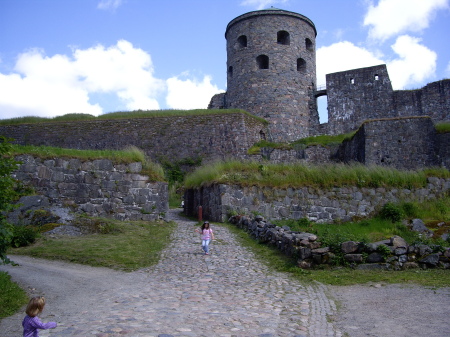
[
  {"x1": 0, "y1": 109, "x2": 268, "y2": 126},
  {"x1": 275, "y1": 194, "x2": 450, "y2": 244},
  {"x1": 8, "y1": 218, "x2": 176, "y2": 271},
  {"x1": 292, "y1": 131, "x2": 356, "y2": 147},
  {"x1": 436, "y1": 122, "x2": 450, "y2": 133},
  {"x1": 0, "y1": 271, "x2": 28, "y2": 318},
  {"x1": 222, "y1": 221, "x2": 450, "y2": 287},
  {"x1": 11, "y1": 144, "x2": 166, "y2": 182},
  {"x1": 247, "y1": 140, "x2": 294, "y2": 155},
  {"x1": 184, "y1": 160, "x2": 450, "y2": 189}
]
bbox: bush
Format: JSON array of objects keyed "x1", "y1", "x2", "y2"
[
  {"x1": 401, "y1": 202, "x2": 419, "y2": 218},
  {"x1": 12, "y1": 226, "x2": 37, "y2": 247},
  {"x1": 379, "y1": 203, "x2": 403, "y2": 223}
]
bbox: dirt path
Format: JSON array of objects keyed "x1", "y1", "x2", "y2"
[{"x1": 1, "y1": 209, "x2": 449, "y2": 336}]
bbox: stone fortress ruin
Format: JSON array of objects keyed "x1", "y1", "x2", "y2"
[
  {"x1": 1, "y1": 7, "x2": 449, "y2": 171},
  {"x1": 209, "y1": 8, "x2": 449, "y2": 164}
]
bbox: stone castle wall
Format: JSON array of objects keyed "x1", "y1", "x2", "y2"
[
  {"x1": 12, "y1": 155, "x2": 168, "y2": 221},
  {"x1": 337, "y1": 117, "x2": 440, "y2": 170},
  {"x1": 184, "y1": 178, "x2": 450, "y2": 223},
  {"x1": 0, "y1": 112, "x2": 265, "y2": 164},
  {"x1": 326, "y1": 64, "x2": 394, "y2": 135},
  {"x1": 325, "y1": 65, "x2": 450, "y2": 135}
]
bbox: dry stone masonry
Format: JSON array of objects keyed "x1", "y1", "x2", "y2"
[
  {"x1": 12, "y1": 155, "x2": 168, "y2": 221},
  {"x1": 228, "y1": 215, "x2": 450, "y2": 270},
  {"x1": 184, "y1": 178, "x2": 450, "y2": 223}
]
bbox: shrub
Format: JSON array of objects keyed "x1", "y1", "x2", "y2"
[
  {"x1": 379, "y1": 203, "x2": 403, "y2": 223},
  {"x1": 401, "y1": 202, "x2": 419, "y2": 218},
  {"x1": 12, "y1": 226, "x2": 37, "y2": 247}
]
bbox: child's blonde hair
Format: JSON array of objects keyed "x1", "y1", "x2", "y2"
[{"x1": 25, "y1": 296, "x2": 46, "y2": 317}]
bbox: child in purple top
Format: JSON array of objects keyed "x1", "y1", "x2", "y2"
[{"x1": 22, "y1": 296, "x2": 57, "y2": 337}]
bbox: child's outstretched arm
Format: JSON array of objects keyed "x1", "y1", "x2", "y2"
[{"x1": 25, "y1": 316, "x2": 57, "y2": 330}]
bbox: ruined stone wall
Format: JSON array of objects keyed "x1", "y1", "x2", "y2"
[
  {"x1": 184, "y1": 178, "x2": 449, "y2": 223},
  {"x1": 225, "y1": 9, "x2": 318, "y2": 142},
  {"x1": 338, "y1": 117, "x2": 439, "y2": 170},
  {"x1": 13, "y1": 155, "x2": 168, "y2": 221},
  {"x1": 325, "y1": 65, "x2": 450, "y2": 136},
  {"x1": 392, "y1": 79, "x2": 450, "y2": 121},
  {"x1": 326, "y1": 64, "x2": 394, "y2": 135},
  {"x1": 437, "y1": 132, "x2": 450, "y2": 169},
  {"x1": 0, "y1": 112, "x2": 265, "y2": 164}
]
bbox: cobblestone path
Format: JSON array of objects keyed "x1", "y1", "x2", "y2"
[{"x1": 0, "y1": 209, "x2": 341, "y2": 337}]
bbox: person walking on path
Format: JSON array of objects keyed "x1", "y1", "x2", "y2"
[
  {"x1": 196, "y1": 220, "x2": 215, "y2": 255},
  {"x1": 22, "y1": 296, "x2": 57, "y2": 337}
]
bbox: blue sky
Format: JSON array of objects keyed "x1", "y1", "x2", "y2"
[{"x1": 1, "y1": 0, "x2": 449, "y2": 123}]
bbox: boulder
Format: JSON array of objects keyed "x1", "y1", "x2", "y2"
[
  {"x1": 410, "y1": 218, "x2": 434, "y2": 237},
  {"x1": 367, "y1": 252, "x2": 384, "y2": 263},
  {"x1": 419, "y1": 253, "x2": 440, "y2": 267},
  {"x1": 341, "y1": 241, "x2": 359, "y2": 254},
  {"x1": 390, "y1": 236, "x2": 408, "y2": 249},
  {"x1": 402, "y1": 262, "x2": 419, "y2": 269},
  {"x1": 344, "y1": 254, "x2": 363, "y2": 263}
]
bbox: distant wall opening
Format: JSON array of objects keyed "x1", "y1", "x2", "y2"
[
  {"x1": 317, "y1": 95, "x2": 328, "y2": 123},
  {"x1": 228, "y1": 66, "x2": 233, "y2": 77},
  {"x1": 277, "y1": 31, "x2": 290, "y2": 45},
  {"x1": 238, "y1": 35, "x2": 247, "y2": 48},
  {"x1": 257, "y1": 55, "x2": 269, "y2": 69},
  {"x1": 305, "y1": 38, "x2": 313, "y2": 51},
  {"x1": 297, "y1": 58, "x2": 306, "y2": 72}
]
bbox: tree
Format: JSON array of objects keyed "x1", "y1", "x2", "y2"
[{"x1": 0, "y1": 136, "x2": 20, "y2": 264}]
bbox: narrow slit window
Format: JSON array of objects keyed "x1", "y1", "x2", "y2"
[
  {"x1": 375, "y1": 74, "x2": 379, "y2": 80},
  {"x1": 277, "y1": 31, "x2": 290, "y2": 45},
  {"x1": 228, "y1": 66, "x2": 233, "y2": 77},
  {"x1": 305, "y1": 38, "x2": 313, "y2": 51},
  {"x1": 297, "y1": 58, "x2": 306, "y2": 72},
  {"x1": 256, "y1": 55, "x2": 269, "y2": 69},
  {"x1": 237, "y1": 35, "x2": 247, "y2": 48},
  {"x1": 351, "y1": 78, "x2": 355, "y2": 84}
]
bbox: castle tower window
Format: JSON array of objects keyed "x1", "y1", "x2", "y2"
[
  {"x1": 351, "y1": 78, "x2": 355, "y2": 84},
  {"x1": 277, "y1": 30, "x2": 290, "y2": 45},
  {"x1": 305, "y1": 38, "x2": 313, "y2": 51},
  {"x1": 297, "y1": 58, "x2": 306, "y2": 72},
  {"x1": 237, "y1": 35, "x2": 247, "y2": 48},
  {"x1": 375, "y1": 74, "x2": 379, "y2": 80},
  {"x1": 257, "y1": 55, "x2": 269, "y2": 69},
  {"x1": 228, "y1": 66, "x2": 233, "y2": 77}
]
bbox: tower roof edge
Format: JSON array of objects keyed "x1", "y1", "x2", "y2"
[{"x1": 225, "y1": 8, "x2": 317, "y2": 38}]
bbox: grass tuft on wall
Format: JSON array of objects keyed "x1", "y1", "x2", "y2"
[
  {"x1": 11, "y1": 144, "x2": 166, "y2": 182},
  {"x1": 184, "y1": 160, "x2": 450, "y2": 189}
]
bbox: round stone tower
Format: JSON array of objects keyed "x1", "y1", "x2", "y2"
[{"x1": 225, "y1": 8, "x2": 318, "y2": 142}]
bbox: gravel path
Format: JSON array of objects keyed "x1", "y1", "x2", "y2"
[{"x1": 1, "y1": 209, "x2": 449, "y2": 337}]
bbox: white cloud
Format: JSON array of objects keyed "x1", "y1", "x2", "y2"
[
  {"x1": 386, "y1": 35, "x2": 437, "y2": 89},
  {"x1": 364, "y1": 0, "x2": 449, "y2": 41},
  {"x1": 316, "y1": 41, "x2": 384, "y2": 86},
  {"x1": 73, "y1": 40, "x2": 164, "y2": 110},
  {"x1": 97, "y1": 0, "x2": 123, "y2": 11},
  {"x1": 166, "y1": 73, "x2": 224, "y2": 110},
  {"x1": 316, "y1": 37, "x2": 437, "y2": 90},
  {"x1": 0, "y1": 40, "x2": 164, "y2": 119},
  {"x1": 240, "y1": 0, "x2": 288, "y2": 10}
]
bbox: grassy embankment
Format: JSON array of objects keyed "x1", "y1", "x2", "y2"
[{"x1": 0, "y1": 108, "x2": 267, "y2": 125}]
